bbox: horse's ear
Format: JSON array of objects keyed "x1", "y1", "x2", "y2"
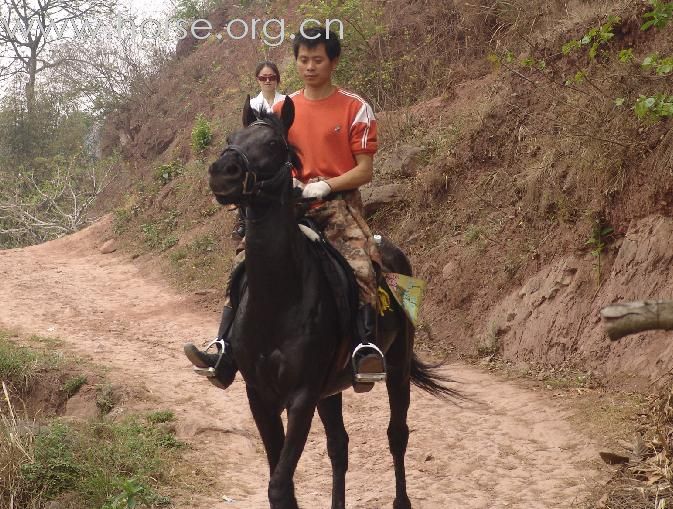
[
  {"x1": 279, "y1": 96, "x2": 294, "y2": 132},
  {"x1": 242, "y1": 94, "x2": 256, "y2": 127}
]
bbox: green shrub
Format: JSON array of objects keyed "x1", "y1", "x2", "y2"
[
  {"x1": 641, "y1": 0, "x2": 673, "y2": 30},
  {"x1": 154, "y1": 161, "x2": 184, "y2": 186},
  {"x1": 112, "y1": 207, "x2": 132, "y2": 235},
  {"x1": 191, "y1": 115, "x2": 213, "y2": 154},
  {"x1": 562, "y1": 16, "x2": 620, "y2": 59},
  {"x1": 96, "y1": 384, "x2": 117, "y2": 415},
  {"x1": 147, "y1": 411, "x2": 175, "y2": 425},
  {"x1": 62, "y1": 375, "x2": 87, "y2": 398},
  {"x1": 19, "y1": 418, "x2": 179, "y2": 507},
  {"x1": 634, "y1": 94, "x2": 673, "y2": 121},
  {"x1": 0, "y1": 332, "x2": 59, "y2": 390}
]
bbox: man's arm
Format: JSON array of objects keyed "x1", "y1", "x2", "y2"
[{"x1": 325, "y1": 153, "x2": 373, "y2": 192}]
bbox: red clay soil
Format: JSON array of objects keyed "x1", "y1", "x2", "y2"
[{"x1": 0, "y1": 217, "x2": 607, "y2": 508}]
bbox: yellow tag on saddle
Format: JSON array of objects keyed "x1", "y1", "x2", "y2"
[{"x1": 379, "y1": 273, "x2": 427, "y2": 326}]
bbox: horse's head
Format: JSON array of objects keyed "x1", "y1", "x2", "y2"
[{"x1": 209, "y1": 96, "x2": 300, "y2": 205}]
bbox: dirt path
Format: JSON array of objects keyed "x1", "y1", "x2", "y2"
[{"x1": 0, "y1": 219, "x2": 605, "y2": 508}]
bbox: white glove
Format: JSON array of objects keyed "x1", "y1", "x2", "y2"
[
  {"x1": 302, "y1": 181, "x2": 332, "y2": 199},
  {"x1": 292, "y1": 177, "x2": 304, "y2": 189}
]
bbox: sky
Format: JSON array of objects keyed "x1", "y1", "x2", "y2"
[{"x1": 123, "y1": 0, "x2": 173, "y2": 18}]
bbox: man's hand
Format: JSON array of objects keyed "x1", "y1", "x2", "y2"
[{"x1": 302, "y1": 181, "x2": 332, "y2": 199}]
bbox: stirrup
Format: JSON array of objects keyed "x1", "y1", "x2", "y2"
[
  {"x1": 352, "y1": 343, "x2": 386, "y2": 383},
  {"x1": 192, "y1": 338, "x2": 229, "y2": 378}
]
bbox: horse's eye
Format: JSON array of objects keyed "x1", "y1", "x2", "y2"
[{"x1": 268, "y1": 140, "x2": 278, "y2": 147}]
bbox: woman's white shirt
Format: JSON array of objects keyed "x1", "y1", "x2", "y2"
[{"x1": 249, "y1": 91, "x2": 286, "y2": 113}]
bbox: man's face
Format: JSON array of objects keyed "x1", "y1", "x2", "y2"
[{"x1": 296, "y1": 44, "x2": 338, "y2": 88}]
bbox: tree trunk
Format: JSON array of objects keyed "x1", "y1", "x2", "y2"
[
  {"x1": 601, "y1": 301, "x2": 673, "y2": 340},
  {"x1": 26, "y1": 47, "x2": 38, "y2": 114}
]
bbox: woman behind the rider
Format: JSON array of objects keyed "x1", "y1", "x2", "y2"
[{"x1": 249, "y1": 61, "x2": 286, "y2": 114}]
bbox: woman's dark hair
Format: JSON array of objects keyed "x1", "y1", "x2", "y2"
[
  {"x1": 292, "y1": 27, "x2": 341, "y2": 61},
  {"x1": 255, "y1": 61, "x2": 281, "y2": 83}
]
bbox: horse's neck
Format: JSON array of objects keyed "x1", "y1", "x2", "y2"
[{"x1": 244, "y1": 200, "x2": 304, "y2": 304}]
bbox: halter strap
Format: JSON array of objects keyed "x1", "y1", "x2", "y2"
[{"x1": 219, "y1": 120, "x2": 292, "y2": 203}]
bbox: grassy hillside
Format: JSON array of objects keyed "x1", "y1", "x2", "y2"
[{"x1": 101, "y1": 0, "x2": 673, "y2": 376}]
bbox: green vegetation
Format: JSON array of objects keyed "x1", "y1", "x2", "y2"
[
  {"x1": 96, "y1": 383, "x2": 117, "y2": 415},
  {"x1": 562, "y1": 15, "x2": 620, "y2": 59},
  {"x1": 0, "y1": 331, "x2": 60, "y2": 390},
  {"x1": 635, "y1": 94, "x2": 673, "y2": 121},
  {"x1": 13, "y1": 418, "x2": 179, "y2": 508},
  {"x1": 141, "y1": 211, "x2": 181, "y2": 251},
  {"x1": 0, "y1": 334, "x2": 181, "y2": 509},
  {"x1": 146, "y1": 411, "x2": 175, "y2": 425},
  {"x1": 62, "y1": 375, "x2": 87, "y2": 398},
  {"x1": 173, "y1": 0, "x2": 221, "y2": 19},
  {"x1": 641, "y1": 53, "x2": 673, "y2": 75},
  {"x1": 586, "y1": 217, "x2": 614, "y2": 286},
  {"x1": 641, "y1": 0, "x2": 673, "y2": 31},
  {"x1": 154, "y1": 161, "x2": 184, "y2": 186},
  {"x1": 618, "y1": 48, "x2": 634, "y2": 63},
  {"x1": 191, "y1": 114, "x2": 213, "y2": 154}
]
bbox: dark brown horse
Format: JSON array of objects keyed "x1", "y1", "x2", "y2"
[{"x1": 208, "y1": 96, "x2": 456, "y2": 509}]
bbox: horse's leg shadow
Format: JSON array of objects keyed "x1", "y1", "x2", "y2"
[
  {"x1": 267, "y1": 393, "x2": 317, "y2": 509},
  {"x1": 385, "y1": 324, "x2": 413, "y2": 509},
  {"x1": 318, "y1": 393, "x2": 348, "y2": 509}
]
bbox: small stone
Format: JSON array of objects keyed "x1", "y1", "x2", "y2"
[
  {"x1": 100, "y1": 239, "x2": 117, "y2": 254},
  {"x1": 441, "y1": 261, "x2": 457, "y2": 280}
]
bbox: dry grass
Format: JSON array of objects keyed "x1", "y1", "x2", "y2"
[
  {"x1": 0, "y1": 382, "x2": 41, "y2": 509},
  {"x1": 595, "y1": 384, "x2": 673, "y2": 508}
]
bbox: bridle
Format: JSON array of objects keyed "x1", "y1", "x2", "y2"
[{"x1": 219, "y1": 119, "x2": 293, "y2": 203}]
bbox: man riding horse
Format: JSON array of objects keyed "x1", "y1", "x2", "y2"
[{"x1": 184, "y1": 26, "x2": 386, "y2": 392}]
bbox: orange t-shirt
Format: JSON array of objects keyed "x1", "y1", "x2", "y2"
[{"x1": 272, "y1": 87, "x2": 377, "y2": 182}]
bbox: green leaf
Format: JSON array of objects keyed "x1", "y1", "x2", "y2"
[
  {"x1": 614, "y1": 97, "x2": 625, "y2": 106},
  {"x1": 642, "y1": 54, "x2": 658, "y2": 67},
  {"x1": 641, "y1": 19, "x2": 656, "y2": 31}
]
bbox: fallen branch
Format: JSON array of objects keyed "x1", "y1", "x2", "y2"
[{"x1": 601, "y1": 300, "x2": 673, "y2": 340}]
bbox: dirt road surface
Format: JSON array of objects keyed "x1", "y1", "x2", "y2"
[{"x1": 0, "y1": 219, "x2": 605, "y2": 508}]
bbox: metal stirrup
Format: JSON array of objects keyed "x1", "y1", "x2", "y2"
[
  {"x1": 352, "y1": 342, "x2": 386, "y2": 383},
  {"x1": 193, "y1": 337, "x2": 229, "y2": 378}
]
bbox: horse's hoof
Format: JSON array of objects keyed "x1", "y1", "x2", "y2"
[{"x1": 393, "y1": 497, "x2": 412, "y2": 509}]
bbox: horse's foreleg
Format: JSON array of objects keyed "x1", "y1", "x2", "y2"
[
  {"x1": 386, "y1": 332, "x2": 413, "y2": 509},
  {"x1": 317, "y1": 393, "x2": 348, "y2": 509},
  {"x1": 246, "y1": 385, "x2": 285, "y2": 476},
  {"x1": 268, "y1": 394, "x2": 316, "y2": 509}
]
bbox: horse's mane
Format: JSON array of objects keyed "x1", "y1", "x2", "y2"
[{"x1": 254, "y1": 107, "x2": 303, "y2": 175}]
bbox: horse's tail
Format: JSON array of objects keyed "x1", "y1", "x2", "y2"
[{"x1": 410, "y1": 354, "x2": 460, "y2": 400}]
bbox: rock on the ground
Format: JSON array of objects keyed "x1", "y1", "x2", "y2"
[
  {"x1": 100, "y1": 239, "x2": 117, "y2": 254},
  {"x1": 386, "y1": 144, "x2": 425, "y2": 178},
  {"x1": 361, "y1": 183, "x2": 405, "y2": 217}
]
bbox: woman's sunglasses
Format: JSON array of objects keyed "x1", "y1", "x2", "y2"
[{"x1": 257, "y1": 75, "x2": 277, "y2": 82}]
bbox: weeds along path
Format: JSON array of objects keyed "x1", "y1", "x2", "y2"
[{"x1": 0, "y1": 218, "x2": 605, "y2": 508}]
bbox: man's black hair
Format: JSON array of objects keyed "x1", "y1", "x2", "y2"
[{"x1": 292, "y1": 27, "x2": 341, "y2": 61}]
